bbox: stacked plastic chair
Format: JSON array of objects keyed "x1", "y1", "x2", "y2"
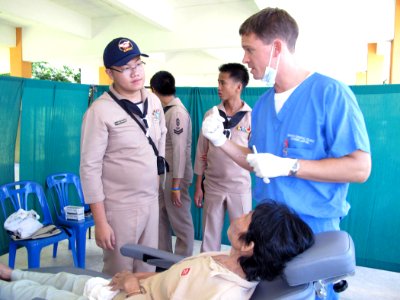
[
  {"x1": 46, "y1": 172, "x2": 94, "y2": 268},
  {"x1": 0, "y1": 180, "x2": 78, "y2": 268}
]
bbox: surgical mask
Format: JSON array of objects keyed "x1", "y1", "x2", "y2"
[{"x1": 262, "y1": 46, "x2": 280, "y2": 87}]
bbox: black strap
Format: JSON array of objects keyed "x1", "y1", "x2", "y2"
[
  {"x1": 218, "y1": 109, "x2": 247, "y2": 138},
  {"x1": 218, "y1": 109, "x2": 247, "y2": 129},
  {"x1": 121, "y1": 99, "x2": 149, "y2": 128},
  {"x1": 108, "y1": 91, "x2": 159, "y2": 156},
  {"x1": 163, "y1": 105, "x2": 174, "y2": 114}
]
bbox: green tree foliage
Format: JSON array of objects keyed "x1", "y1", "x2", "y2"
[{"x1": 32, "y1": 62, "x2": 81, "y2": 83}]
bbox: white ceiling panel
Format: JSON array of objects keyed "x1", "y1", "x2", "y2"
[{"x1": 0, "y1": 0, "x2": 396, "y2": 85}]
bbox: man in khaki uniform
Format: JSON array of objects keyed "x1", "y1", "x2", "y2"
[
  {"x1": 150, "y1": 71, "x2": 194, "y2": 256},
  {"x1": 80, "y1": 37, "x2": 167, "y2": 275},
  {"x1": 194, "y1": 63, "x2": 252, "y2": 252}
]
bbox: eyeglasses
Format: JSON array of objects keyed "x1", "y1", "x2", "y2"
[{"x1": 109, "y1": 61, "x2": 146, "y2": 75}]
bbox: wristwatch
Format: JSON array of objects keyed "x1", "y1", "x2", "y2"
[{"x1": 289, "y1": 159, "x2": 300, "y2": 176}]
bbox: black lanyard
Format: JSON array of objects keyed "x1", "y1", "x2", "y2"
[{"x1": 108, "y1": 91, "x2": 159, "y2": 157}]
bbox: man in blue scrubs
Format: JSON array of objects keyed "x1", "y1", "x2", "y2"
[{"x1": 201, "y1": 7, "x2": 371, "y2": 299}]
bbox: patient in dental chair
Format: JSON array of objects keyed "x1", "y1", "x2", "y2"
[{"x1": 0, "y1": 201, "x2": 314, "y2": 300}]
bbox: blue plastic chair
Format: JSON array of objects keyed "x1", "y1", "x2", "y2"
[
  {"x1": 46, "y1": 172, "x2": 94, "y2": 268},
  {"x1": 0, "y1": 181, "x2": 78, "y2": 268}
]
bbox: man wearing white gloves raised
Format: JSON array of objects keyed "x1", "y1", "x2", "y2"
[
  {"x1": 202, "y1": 7, "x2": 372, "y2": 237},
  {"x1": 202, "y1": 106, "x2": 298, "y2": 184}
]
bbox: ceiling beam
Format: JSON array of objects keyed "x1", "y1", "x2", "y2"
[
  {"x1": 100, "y1": 0, "x2": 174, "y2": 31},
  {"x1": 0, "y1": 0, "x2": 92, "y2": 38}
]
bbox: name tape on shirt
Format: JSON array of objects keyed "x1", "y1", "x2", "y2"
[{"x1": 114, "y1": 119, "x2": 127, "y2": 126}]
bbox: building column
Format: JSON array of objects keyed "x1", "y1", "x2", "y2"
[
  {"x1": 366, "y1": 43, "x2": 385, "y2": 84},
  {"x1": 99, "y1": 66, "x2": 111, "y2": 85},
  {"x1": 10, "y1": 28, "x2": 32, "y2": 78},
  {"x1": 390, "y1": 0, "x2": 400, "y2": 83}
]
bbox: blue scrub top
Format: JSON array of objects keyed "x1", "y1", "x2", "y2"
[{"x1": 249, "y1": 73, "x2": 370, "y2": 233}]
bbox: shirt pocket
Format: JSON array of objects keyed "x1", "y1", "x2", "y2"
[
  {"x1": 108, "y1": 118, "x2": 144, "y2": 150},
  {"x1": 232, "y1": 126, "x2": 250, "y2": 146}
]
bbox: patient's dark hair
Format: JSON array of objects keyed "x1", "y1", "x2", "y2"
[
  {"x1": 150, "y1": 70, "x2": 176, "y2": 96},
  {"x1": 239, "y1": 201, "x2": 314, "y2": 281}
]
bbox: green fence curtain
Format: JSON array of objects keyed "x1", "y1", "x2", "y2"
[
  {"x1": 92, "y1": 85, "x2": 109, "y2": 105},
  {"x1": 20, "y1": 80, "x2": 90, "y2": 185},
  {"x1": 0, "y1": 77, "x2": 23, "y2": 184},
  {"x1": 341, "y1": 84, "x2": 400, "y2": 272},
  {"x1": 0, "y1": 77, "x2": 23, "y2": 255}
]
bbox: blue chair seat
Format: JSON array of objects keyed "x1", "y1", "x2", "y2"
[
  {"x1": 8, "y1": 229, "x2": 77, "y2": 269},
  {"x1": 0, "y1": 181, "x2": 78, "y2": 269},
  {"x1": 46, "y1": 172, "x2": 94, "y2": 268}
]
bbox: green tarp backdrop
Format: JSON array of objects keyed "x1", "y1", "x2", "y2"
[{"x1": 0, "y1": 76, "x2": 399, "y2": 273}]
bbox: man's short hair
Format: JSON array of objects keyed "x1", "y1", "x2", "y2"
[
  {"x1": 239, "y1": 7, "x2": 299, "y2": 52},
  {"x1": 218, "y1": 63, "x2": 249, "y2": 88},
  {"x1": 150, "y1": 71, "x2": 176, "y2": 96}
]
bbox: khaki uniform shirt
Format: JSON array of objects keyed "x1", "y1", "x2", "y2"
[
  {"x1": 116, "y1": 252, "x2": 258, "y2": 300},
  {"x1": 80, "y1": 86, "x2": 167, "y2": 210},
  {"x1": 164, "y1": 97, "x2": 193, "y2": 183},
  {"x1": 194, "y1": 102, "x2": 252, "y2": 193}
]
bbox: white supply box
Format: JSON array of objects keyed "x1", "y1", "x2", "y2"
[
  {"x1": 64, "y1": 205, "x2": 85, "y2": 221},
  {"x1": 65, "y1": 213, "x2": 85, "y2": 221},
  {"x1": 64, "y1": 205, "x2": 84, "y2": 215}
]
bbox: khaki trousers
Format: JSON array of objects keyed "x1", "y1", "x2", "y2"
[
  {"x1": 201, "y1": 184, "x2": 252, "y2": 252},
  {"x1": 103, "y1": 201, "x2": 159, "y2": 276},
  {"x1": 158, "y1": 177, "x2": 194, "y2": 256}
]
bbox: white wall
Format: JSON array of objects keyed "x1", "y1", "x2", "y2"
[{"x1": 0, "y1": 47, "x2": 10, "y2": 74}]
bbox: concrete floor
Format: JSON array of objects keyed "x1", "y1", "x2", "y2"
[{"x1": 1, "y1": 235, "x2": 399, "y2": 300}]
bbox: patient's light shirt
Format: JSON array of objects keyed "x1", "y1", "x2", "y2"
[{"x1": 117, "y1": 252, "x2": 258, "y2": 300}]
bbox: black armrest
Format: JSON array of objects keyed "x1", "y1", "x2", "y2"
[{"x1": 120, "y1": 244, "x2": 185, "y2": 270}]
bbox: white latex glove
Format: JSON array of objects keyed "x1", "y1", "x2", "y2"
[
  {"x1": 84, "y1": 277, "x2": 119, "y2": 300},
  {"x1": 246, "y1": 151, "x2": 297, "y2": 184},
  {"x1": 201, "y1": 106, "x2": 227, "y2": 147}
]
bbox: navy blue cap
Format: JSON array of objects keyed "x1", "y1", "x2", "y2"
[{"x1": 103, "y1": 37, "x2": 149, "y2": 68}]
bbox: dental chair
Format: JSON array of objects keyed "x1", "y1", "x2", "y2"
[
  {"x1": 120, "y1": 230, "x2": 356, "y2": 300},
  {"x1": 30, "y1": 231, "x2": 355, "y2": 300}
]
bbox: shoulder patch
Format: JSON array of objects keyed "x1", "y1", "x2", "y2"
[
  {"x1": 174, "y1": 128, "x2": 183, "y2": 135},
  {"x1": 173, "y1": 117, "x2": 183, "y2": 134}
]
